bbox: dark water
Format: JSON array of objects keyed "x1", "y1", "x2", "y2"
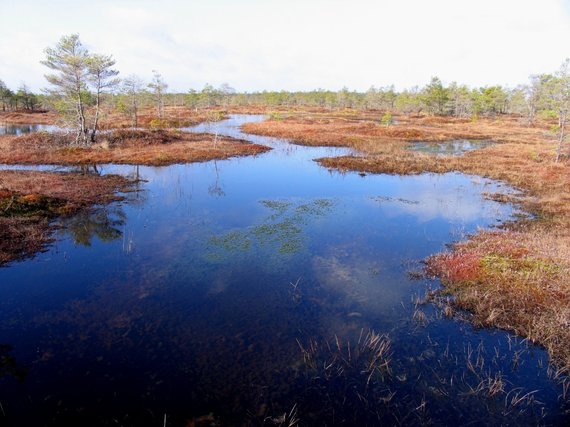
[
  {"x1": 0, "y1": 116, "x2": 567, "y2": 426},
  {"x1": 0, "y1": 123, "x2": 60, "y2": 136},
  {"x1": 408, "y1": 139, "x2": 495, "y2": 155}
]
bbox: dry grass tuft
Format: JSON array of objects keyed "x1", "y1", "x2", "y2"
[
  {"x1": 296, "y1": 330, "x2": 393, "y2": 422},
  {"x1": 426, "y1": 228, "x2": 570, "y2": 368}
]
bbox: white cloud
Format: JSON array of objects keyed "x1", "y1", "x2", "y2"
[{"x1": 0, "y1": 0, "x2": 569, "y2": 92}]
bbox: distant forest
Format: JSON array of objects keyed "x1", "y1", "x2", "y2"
[{"x1": 1, "y1": 61, "x2": 568, "y2": 126}]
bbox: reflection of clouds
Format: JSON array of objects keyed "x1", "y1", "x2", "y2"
[
  {"x1": 311, "y1": 243, "x2": 408, "y2": 317},
  {"x1": 369, "y1": 174, "x2": 511, "y2": 224}
]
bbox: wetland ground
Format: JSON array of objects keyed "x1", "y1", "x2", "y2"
[{"x1": 0, "y1": 112, "x2": 568, "y2": 426}]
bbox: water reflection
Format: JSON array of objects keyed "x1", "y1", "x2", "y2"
[
  {"x1": 408, "y1": 139, "x2": 495, "y2": 155},
  {"x1": 208, "y1": 160, "x2": 225, "y2": 197},
  {"x1": 74, "y1": 164, "x2": 102, "y2": 175},
  {"x1": 0, "y1": 123, "x2": 60, "y2": 136},
  {"x1": 59, "y1": 205, "x2": 126, "y2": 246},
  {"x1": 0, "y1": 116, "x2": 566, "y2": 425}
]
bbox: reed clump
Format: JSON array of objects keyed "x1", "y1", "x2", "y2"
[{"x1": 296, "y1": 330, "x2": 394, "y2": 423}]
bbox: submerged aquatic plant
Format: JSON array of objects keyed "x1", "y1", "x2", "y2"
[{"x1": 207, "y1": 198, "x2": 335, "y2": 260}]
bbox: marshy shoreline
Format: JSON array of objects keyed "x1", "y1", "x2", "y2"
[
  {"x1": 0, "y1": 109, "x2": 270, "y2": 266},
  {"x1": 0, "y1": 110, "x2": 568, "y2": 424},
  {"x1": 242, "y1": 110, "x2": 570, "y2": 371},
  {"x1": 2, "y1": 109, "x2": 569, "y2": 371}
]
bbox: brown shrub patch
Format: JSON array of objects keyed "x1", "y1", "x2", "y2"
[
  {"x1": 0, "y1": 110, "x2": 57, "y2": 125},
  {"x1": 0, "y1": 106, "x2": 225, "y2": 129},
  {"x1": 97, "y1": 106, "x2": 227, "y2": 130},
  {"x1": 0, "y1": 170, "x2": 134, "y2": 266},
  {"x1": 0, "y1": 129, "x2": 270, "y2": 166}
]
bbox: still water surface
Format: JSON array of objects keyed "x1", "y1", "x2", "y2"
[
  {"x1": 0, "y1": 116, "x2": 567, "y2": 425},
  {"x1": 0, "y1": 123, "x2": 60, "y2": 136},
  {"x1": 408, "y1": 139, "x2": 495, "y2": 155}
]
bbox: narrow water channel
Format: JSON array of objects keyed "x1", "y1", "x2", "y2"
[{"x1": 0, "y1": 115, "x2": 567, "y2": 425}]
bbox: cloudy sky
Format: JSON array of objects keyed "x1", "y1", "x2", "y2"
[{"x1": 0, "y1": 0, "x2": 569, "y2": 92}]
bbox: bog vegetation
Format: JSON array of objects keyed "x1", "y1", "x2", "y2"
[
  {"x1": 1, "y1": 34, "x2": 568, "y2": 158},
  {"x1": 0, "y1": 34, "x2": 569, "y2": 370}
]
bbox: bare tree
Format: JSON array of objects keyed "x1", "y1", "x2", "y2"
[
  {"x1": 199, "y1": 83, "x2": 218, "y2": 108},
  {"x1": 122, "y1": 75, "x2": 144, "y2": 128},
  {"x1": 42, "y1": 34, "x2": 90, "y2": 144},
  {"x1": 523, "y1": 74, "x2": 550, "y2": 125},
  {"x1": 148, "y1": 70, "x2": 168, "y2": 119},
  {"x1": 448, "y1": 82, "x2": 472, "y2": 118},
  {"x1": 17, "y1": 83, "x2": 39, "y2": 111},
  {"x1": 218, "y1": 82, "x2": 235, "y2": 107},
  {"x1": 87, "y1": 54, "x2": 120, "y2": 142},
  {"x1": 364, "y1": 86, "x2": 380, "y2": 109}
]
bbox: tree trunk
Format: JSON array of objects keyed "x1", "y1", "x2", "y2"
[
  {"x1": 76, "y1": 80, "x2": 88, "y2": 145},
  {"x1": 556, "y1": 112, "x2": 566, "y2": 162},
  {"x1": 130, "y1": 95, "x2": 138, "y2": 129},
  {"x1": 78, "y1": 100, "x2": 87, "y2": 145},
  {"x1": 91, "y1": 88, "x2": 101, "y2": 143}
]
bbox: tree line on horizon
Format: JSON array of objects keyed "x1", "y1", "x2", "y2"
[
  {"x1": 2, "y1": 71, "x2": 567, "y2": 122},
  {"x1": 0, "y1": 34, "x2": 568, "y2": 158}
]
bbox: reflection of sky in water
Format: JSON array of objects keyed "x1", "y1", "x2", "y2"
[
  {"x1": 0, "y1": 116, "x2": 566, "y2": 425},
  {"x1": 408, "y1": 139, "x2": 495, "y2": 155},
  {"x1": 0, "y1": 123, "x2": 61, "y2": 135}
]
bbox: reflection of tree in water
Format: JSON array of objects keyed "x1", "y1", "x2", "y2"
[
  {"x1": 124, "y1": 165, "x2": 148, "y2": 206},
  {"x1": 74, "y1": 165, "x2": 147, "y2": 204},
  {"x1": 60, "y1": 205, "x2": 126, "y2": 246},
  {"x1": 208, "y1": 160, "x2": 225, "y2": 197},
  {"x1": 0, "y1": 344, "x2": 27, "y2": 383},
  {"x1": 72, "y1": 164, "x2": 102, "y2": 176},
  {"x1": 57, "y1": 166, "x2": 147, "y2": 246}
]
